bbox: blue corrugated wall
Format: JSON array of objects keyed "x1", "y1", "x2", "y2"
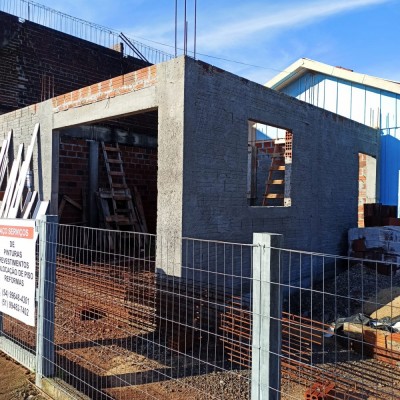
[{"x1": 281, "y1": 73, "x2": 400, "y2": 206}]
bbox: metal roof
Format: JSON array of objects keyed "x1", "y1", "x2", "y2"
[{"x1": 265, "y1": 58, "x2": 400, "y2": 95}]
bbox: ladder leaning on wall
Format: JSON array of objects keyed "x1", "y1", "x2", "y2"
[
  {"x1": 98, "y1": 142, "x2": 147, "y2": 243},
  {"x1": 262, "y1": 139, "x2": 286, "y2": 206}
]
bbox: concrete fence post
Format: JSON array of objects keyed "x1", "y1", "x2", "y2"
[
  {"x1": 36, "y1": 215, "x2": 58, "y2": 387},
  {"x1": 251, "y1": 232, "x2": 283, "y2": 400}
]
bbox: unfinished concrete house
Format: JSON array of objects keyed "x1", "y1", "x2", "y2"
[
  {"x1": 0, "y1": 55, "x2": 379, "y2": 286},
  {"x1": 3, "y1": 4, "x2": 398, "y2": 400}
]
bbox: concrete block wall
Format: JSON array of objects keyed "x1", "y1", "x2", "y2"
[
  {"x1": 181, "y1": 58, "x2": 379, "y2": 285},
  {"x1": 0, "y1": 11, "x2": 149, "y2": 114}
]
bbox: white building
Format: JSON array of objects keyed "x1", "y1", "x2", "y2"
[{"x1": 266, "y1": 58, "x2": 400, "y2": 207}]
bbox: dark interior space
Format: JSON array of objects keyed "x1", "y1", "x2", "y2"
[{"x1": 58, "y1": 109, "x2": 158, "y2": 234}]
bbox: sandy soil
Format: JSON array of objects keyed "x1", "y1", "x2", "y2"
[{"x1": 0, "y1": 352, "x2": 48, "y2": 400}]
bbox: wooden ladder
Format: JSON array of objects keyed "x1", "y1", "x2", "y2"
[
  {"x1": 99, "y1": 142, "x2": 146, "y2": 234},
  {"x1": 262, "y1": 139, "x2": 285, "y2": 206}
]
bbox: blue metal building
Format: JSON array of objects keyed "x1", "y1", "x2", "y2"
[{"x1": 266, "y1": 58, "x2": 400, "y2": 207}]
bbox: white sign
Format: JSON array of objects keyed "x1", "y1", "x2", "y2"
[{"x1": 0, "y1": 219, "x2": 36, "y2": 326}]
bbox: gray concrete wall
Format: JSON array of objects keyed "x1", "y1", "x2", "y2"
[
  {"x1": 181, "y1": 58, "x2": 379, "y2": 285},
  {"x1": 0, "y1": 56, "x2": 380, "y2": 287},
  {"x1": 0, "y1": 102, "x2": 54, "y2": 207}
]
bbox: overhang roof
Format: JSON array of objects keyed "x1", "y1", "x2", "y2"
[{"x1": 265, "y1": 58, "x2": 400, "y2": 95}]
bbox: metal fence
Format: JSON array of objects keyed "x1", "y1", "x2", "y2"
[
  {"x1": 0, "y1": 0, "x2": 174, "y2": 64},
  {"x1": 1, "y1": 220, "x2": 400, "y2": 399}
]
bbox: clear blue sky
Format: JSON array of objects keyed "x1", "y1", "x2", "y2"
[{"x1": 24, "y1": 0, "x2": 400, "y2": 84}]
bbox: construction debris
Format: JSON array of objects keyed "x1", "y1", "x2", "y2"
[
  {"x1": 364, "y1": 203, "x2": 399, "y2": 227},
  {"x1": 349, "y1": 226, "x2": 400, "y2": 273}
]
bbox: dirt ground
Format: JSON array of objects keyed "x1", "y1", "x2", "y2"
[{"x1": 0, "y1": 352, "x2": 48, "y2": 400}]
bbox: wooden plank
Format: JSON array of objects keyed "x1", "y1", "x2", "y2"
[
  {"x1": 21, "y1": 190, "x2": 33, "y2": 217},
  {"x1": 103, "y1": 146, "x2": 119, "y2": 152},
  {"x1": 133, "y1": 186, "x2": 148, "y2": 233},
  {"x1": 32, "y1": 201, "x2": 49, "y2": 220},
  {"x1": 23, "y1": 191, "x2": 37, "y2": 219},
  {"x1": 0, "y1": 144, "x2": 23, "y2": 218},
  {"x1": 63, "y1": 195, "x2": 82, "y2": 211},
  {"x1": 370, "y1": 294, "x2": 400, "y2": 319},
  {"x1": 0, "y1": 131, "x2": 12, "y2": 188},
  {"x1": 265, "y1": 193, "x2": 284, "y2": 199},
  {"x1": 8, "y1": 124, "x2": 39, "y2": 218}
]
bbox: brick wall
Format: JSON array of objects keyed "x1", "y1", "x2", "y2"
[
  {"x1": 0, "y1": 11, "x2": 149, "y2": 114},
  {"x1": 52, "y1": 65, "x2": 157, "y2": 112},
  {"x1": 358, "y1": 153, "x2": 367, "y2": 228},
  {"x1": 59, "y1": 138, "x2": 157, "y2": 232},
  {"x1": 58, "y1": 139, "x2": 88, "y2": 224}
]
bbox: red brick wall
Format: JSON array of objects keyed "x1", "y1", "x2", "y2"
[
  {"x1": 52, "y1": 65, "x2": 157, "y2": 112},
  {"x1": 59, "y1": 138, "x2": 157, "y2": 233},
  {"x1": 358, "y1": 153, "x2": 367, "y2": 227},
  {"x1": 0, "y1": 11, "x2": 149, "y2": 114},
  {"x1": 58, "y1": 139, "x2": 88, "y2": 225}
]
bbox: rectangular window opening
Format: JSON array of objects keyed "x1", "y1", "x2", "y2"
[
  {"x1": 247, "y1": 121, "x2": 292, "y2": 207},
  {"x1": 358, "y1": 153, "x2": 377, "y2": 227}
]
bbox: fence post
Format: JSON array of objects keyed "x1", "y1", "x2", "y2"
[
  {"x1": 251, "y1": 233, "x2": 283, "y2": 400},
  {"x1": 36, "y1": 215, "x2": 58, "y2": 388}
]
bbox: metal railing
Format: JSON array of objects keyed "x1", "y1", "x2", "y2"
[
  {"x1": 1, "y1": 220, "x2": 400, "y2": 399},
  {"x1": 0, "y1": 0, "x2": 174, "y2": 65}
]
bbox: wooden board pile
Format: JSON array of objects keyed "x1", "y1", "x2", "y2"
[
  {"x1": 342, "y1": 295, "x2": 400, "y2": 366},
  {"x1": 0, "y1": 124, "x2": 48, "y2": 219},
  {"x1": 343, "y1": 322, "x2": 400, "y2": 365}
]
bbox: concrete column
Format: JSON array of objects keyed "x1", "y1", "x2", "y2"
[{"x1": 251, "y1": 232, "x2": 283, "y2": 400}]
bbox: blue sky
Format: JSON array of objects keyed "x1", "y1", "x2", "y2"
[{"x1": 16, "y1": 0, "x2": 400, "y2": 84}]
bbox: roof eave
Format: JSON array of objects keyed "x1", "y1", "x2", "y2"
[{"x1": 265, "y1": 58, "x2": 400, "y2": 95}]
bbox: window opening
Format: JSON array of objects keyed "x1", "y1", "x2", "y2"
[{"x1": 247, "y1": 121, "x2": 292, "y2": 207}]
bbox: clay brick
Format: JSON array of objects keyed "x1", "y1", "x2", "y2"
[
  {"x1": 71, "y1": 90, "x2": 79, "y2": 102},
  {"x1": 134, "y1": 82, "x2": 144, "y2": 91},
  {"x1": 81, "y1": 87, "x2": 89, "y2": 98},
  {"x1": 112, "y1": 75, "x2": 124, "y2": 89},
  {"x1": 90, "y1": 83, "x2": 99, "y2": 95},
  {"x1": 136, "y1": 67, "x2": 149, "y2": 81},
  {"x1": 150, "y1": 65, "x2": 157, "y2": 79},
  {"x1": 124, "y1": 72, "x2": 135, "y2": 85},
  {"x1": 64, "y1": 92, "x2": 72, "y2": 104},
  {"x1": 100, "y1": 79, "x2": 111, "y2": 91}
]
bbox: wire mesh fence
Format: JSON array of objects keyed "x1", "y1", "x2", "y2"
[
  {"x1": 47, "y1": 224, "x2": 254, "y2": 399},
  {"x1": 0, "y1": 0, "x2": 174, "y2": 64},
  {"x1": 2, "y1": 220, "x2": 400, "y2": 399}
]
